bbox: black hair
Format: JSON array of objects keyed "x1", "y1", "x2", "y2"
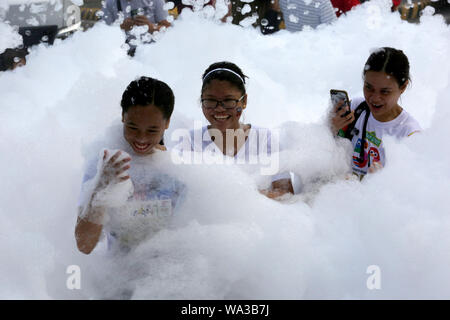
[
  {"x1": 121, "y1": 76, "x2": 174, "y2": 120},
  {"x1": 0, "y1": 48, "x2": 28, "y2": 72},
  {"x1": 201, "y1": 61, "x2": 248, "y2": 95},
  {"x1": 363, "y1": 47, "x2": 410, "y2": 88}
]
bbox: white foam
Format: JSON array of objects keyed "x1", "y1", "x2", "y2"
[{"x1": 1, "y1": 2, "x2": 450, "y2": 299}]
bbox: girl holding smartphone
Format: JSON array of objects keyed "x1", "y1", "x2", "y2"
[{"x1": 330, "y1": 47, "x2": 421, "y2": 179}]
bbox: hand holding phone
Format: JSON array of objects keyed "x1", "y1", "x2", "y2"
[{"x1": 330, "y1": 89, "x2": 355, "y2": 135}]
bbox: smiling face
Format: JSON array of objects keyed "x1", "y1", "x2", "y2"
[
  {"x1": 363, "y1": 71, "x2": 407, "y2": 122},
  {"x1": 122, "y1": 104, "x2": 170, "y2": 156},
  {"x1": 201, "y1": 79, "x2": 247, "y2": 132}
]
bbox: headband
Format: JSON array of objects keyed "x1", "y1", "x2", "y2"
[{"x1": 202, "y1": 68, "x2": 245, "y2": 85}]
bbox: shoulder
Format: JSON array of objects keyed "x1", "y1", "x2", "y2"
[
  {"x1": 188, "y1": 126, "x2": 210, "y2": 150},
  {"x1": 189, "y1": 125, "x2": 209, "y2": 138},
  {"x1": 350, "y1": 96, "x2": 366, "y2": 111},
  {"x1": 248, "y1": 125, "x2": 272, "y2": 139},
  {"x1": 398, "y1": 110, "x2": 422, "y2": 137}
]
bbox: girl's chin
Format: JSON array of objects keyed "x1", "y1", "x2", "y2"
[{"x1": 211, "y1": 119, "x2": 239, "y2": 131}]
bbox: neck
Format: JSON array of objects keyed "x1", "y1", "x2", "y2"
[
  {"x1": 208, "y1": 123, "x2": 250, "y2": 156},
  {"x1": 373, "y1": 104, "x2": 403, "y2": 122}
]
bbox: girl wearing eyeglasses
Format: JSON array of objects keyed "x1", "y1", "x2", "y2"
[{"x1": 177, "y1": 61, "x2": 300, "y2": 198}]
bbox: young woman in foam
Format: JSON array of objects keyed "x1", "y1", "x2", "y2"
[
  {"x1": 179, "y1": 61, "x2": 299, "y2": 197},
  {"x1": 75, "y1": 76, "x2": 185, "y2": 255},
  {"x1": 330, "y1": 47, "x2": 421, "y2": 179}
]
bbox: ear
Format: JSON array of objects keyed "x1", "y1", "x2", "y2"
[
  {"x1": 164, "y1": 118, "x2": 171, "y2": 130},
  {"x1": 242, "y1": 94, "x2": 248, "y2": 109},
  {"x1": 400, "y1": 80, "x2": 409, "y2": 94}
]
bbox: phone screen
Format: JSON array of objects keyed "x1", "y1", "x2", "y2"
[{"x1": 330, "y1": 89, "x2": 350, "y2": 116}]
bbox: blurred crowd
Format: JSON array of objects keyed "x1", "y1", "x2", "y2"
[
  {"x1": 87, "y1": 0, "x2": 404, "y2": 56},
  {"x1": 0, "y1": 0, "x2": 448, "y2": 69}
]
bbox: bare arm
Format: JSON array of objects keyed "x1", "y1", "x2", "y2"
[
  {"x1": 75, "y1": 206, "x2": 106, "y2": 255},
  {"x1": 74, "y1": 150, "x2": 131, "y2": 255}
]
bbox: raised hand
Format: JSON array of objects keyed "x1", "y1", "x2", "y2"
[
  {"x1": 330, "y1": 100, "x2": 355, "y2": 135},
  {"x1": 96, "y1": 150, "x2": 131, "y2": 191}
]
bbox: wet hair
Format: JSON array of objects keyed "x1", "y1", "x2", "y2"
[
  {"x1": 201, "y1": 61, "x2": 248, "y2": 95},
  {"x1": 0, "y1": 48, "x2": 28, "y2": 71},
  {"x1": 121, "y1": 76, "x2": 174, "y2": 120},
  {"x1": 363, "y1": 47, "x2": 410, "y2": 88}
]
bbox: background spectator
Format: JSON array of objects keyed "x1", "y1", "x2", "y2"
[
  {"x1": 0, "y1": 48, "x2": 28, "y2": 72},
  {"x1": 330, "y1": 0, "x2": 360, "y2": 17},
  {"x1": 230, "y1": 0, "x2": 283, "y2": 34},
  {"x1": 277, "y1": 0, "x2": 337, "y2": 31},
  {"x1": 101, "y1": 0, "x2": 171, "y2": 55}
]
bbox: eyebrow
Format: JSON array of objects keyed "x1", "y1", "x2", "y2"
[
  {"x1": 364, "y1": 82, "x2": 393, "y2": 90},
  {"x1": 204, "y1": 94, "x2": 239, "y2": 99},
  {"x1": 125, "y1": 122, "x2": 161, "y2": 129}
]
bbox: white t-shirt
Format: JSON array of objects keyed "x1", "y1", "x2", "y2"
[
  {"x1": 190, "y1": 125, "x2": 273, "y2": 162},
  {"x1": 78, "y1": 136, "x2": 185, "y2": 254},
  {"x1": 174, "y1": 125, "x2": 302, "y2": 193},
  {"x1": 349, "y1": 97, "x2": 421, "y2": 177}
]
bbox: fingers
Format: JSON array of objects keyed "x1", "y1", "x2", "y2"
[
  {"x1": 116, "y1": 164, "x2": 130, "y2": 176},
  {"x1": 344, "y1": 110, "x2": 355, "y2": 123},
  {"x1": 104, "y1": 151, "x2": 132, "y2": 177},
  {"x1": 113, "y1": 157, "x2": 132, "y2": 169},
  {"x1": 107, "y1": 150, "x2": 122, "y2": 165},
  {"x1": 119, "y1": 175, "x2": 130, "y2": 182},
  {"x1": 108, "y1": 151, "x2": 131, "y2": 167},
  {"x1": 333, "y1": 99, "x2": 346, "y2": 113},
  {"x1": 334, "y1": 101, "x2": 350, "y2": 116}
]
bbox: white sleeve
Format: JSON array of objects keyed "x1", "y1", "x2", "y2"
[{"x1": 402, "y1": 114, "x2": 422, "y2": 137}]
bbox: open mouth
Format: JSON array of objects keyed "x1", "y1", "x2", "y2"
[
  {"x1": 213, "y1": 115, "x2": 231, "y2": 122},
  {"x1": 132, "y1": 142, "x2": 152, "y2": 153},
  {"x1": 370, "y1": 103, "x2": 384, "y2": 110}
]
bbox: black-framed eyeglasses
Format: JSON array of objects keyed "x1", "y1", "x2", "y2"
[{"x1": 201, "y1": 95, "x2": 245, "y2": 110}]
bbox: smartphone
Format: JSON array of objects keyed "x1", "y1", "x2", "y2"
[{"x1": 330, "y1": 89, "x2": 351, "y2": 117}]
